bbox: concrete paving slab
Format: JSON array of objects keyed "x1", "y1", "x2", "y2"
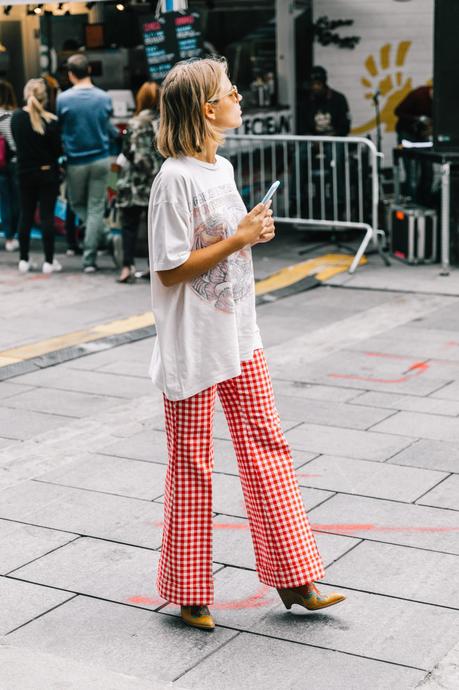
[
  {"x1": 388, "y1": 439, "x2": 459, "y2": 474},
  {"x1": 0, "y1": 643, "x2": 179, "y2": 690},
  {"x1": 251, "y1": 585, "x2": 459, "y2": 671},
  {"x1": 431, "y1": 379, "x2": 459, "y2": 401},
  {"x1": 348, "y1": 325, "x2": 459, "y2": 362},
  {"x1": 4, "y1": 388, "x2": 124, "y2": 419},
  {"x1": 0, "y1": 519, "x2": 78, "y2": 575},
  {"x1": 102, "y1": 428, "x2": 169, "y2": 464},
  {"x1": 6, "y1": 595, "x2": 237, "y2": 683},
  {"x1": 15, "y1": 367, "x2": 155, "y2": 399},
  {"x1": 266, "y1": 293, "x2": 454, "y2": 373},
  {"x1": 272, "y1": 379, "x2": 362, "y2": 402},
  {"x1": 326, "y1": 259, "x2": 459, "y2": 296},
  {"x1": 96, "y1": 359, "x2": 151, "y2": 379},
  {"x1": 0, "y1": 438, "x2": 20, "y2": 451},
  {"x1": 0, "y1": 481, "x2": 164, "y2": 549},
  {"x1": 274, "y1": 348, "x2": 451, "y2": 396},
  {"x1": 65, "y1": 339, "x2": 154, "y2": 373},
  {"x1": 285, "y1": 422, "x2": 414, "y2": 461},
  {"x1": 372, "y1": 411, "x2": 459, "y2": 443},
  {"x1": 0, "y1": 382, "x2": 35, "y2": 400},
  {"x1": 416, "y1": 474, "x2": 459, "y2": 511},
  {"x1": 350, "y1": 391, "x2": 459, "y2": 417},
  {"x1": 272, "y1": 394, "x2": 393, "y2": 429},
  {"x1": 407, "y1": 302, "x2": 459, "y2": 331},
  {"x1": 297, "y1": 455, "x2": 447, "y2": 502},
  {"x1": 36, "y1": 454, "x2": 166, "y2": 501},
  {"x1": 0, "y1": 407, "x2": 73, "y2": 440},
  {"x1": 325, "y1": 540, "x2": 459, "y2": 608},
  {"x1": 178, "y1": 630, "x2": 425, "y2": 689},
  {"x1": 309, "y1": 493, "x2": 459, "y2": 554},
  {"x1": 210, "y1": 514, "x2": 359, "y2": 571},
  {"x1": 417, "y1": 641, "x2": 459, "y2": 689},
  {"x1": 0, "y1": 576, "x2": 73, "y2": 635},
  {"x1": 12, "y1": 537, "x2": 163, "y2": 610}
]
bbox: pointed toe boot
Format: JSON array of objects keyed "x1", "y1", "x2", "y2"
[
  {"x1": 180, "y1": 605, "x2": 215, "y2": 631},
  {"x1": 277, "y1": 583, "x2": 346, "y2": 611}
]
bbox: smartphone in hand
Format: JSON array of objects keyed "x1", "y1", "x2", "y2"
[{"x1": 261, "y1": 180, "x2": 280, "y2": 205}]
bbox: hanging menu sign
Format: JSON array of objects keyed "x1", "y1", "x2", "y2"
[{"x1": 142, "y1": 11, "x2": 203, "y2": 83}]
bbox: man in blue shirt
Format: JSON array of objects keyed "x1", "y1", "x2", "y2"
[{"x1": 57, "y1": 54, "x2": 121, "y2": 272}]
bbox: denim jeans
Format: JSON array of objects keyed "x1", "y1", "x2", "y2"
[{"x1": 66, "y1": 157, "x2": 111, "y2": 267}]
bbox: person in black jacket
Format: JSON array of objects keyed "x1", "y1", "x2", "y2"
[
  {"x1": 296, "y1": 67, "x2": 351, "y2": 217},
  {"x1": 297, "y1": 66, "x2": 351, "y2": 136},
  {"x1": 11, "y1": 78, "x2": 62, "y2": 273}
]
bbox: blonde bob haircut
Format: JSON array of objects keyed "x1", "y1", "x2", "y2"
[{"x1": 157, "y1": 57, "x2": 228, "y2": 158}]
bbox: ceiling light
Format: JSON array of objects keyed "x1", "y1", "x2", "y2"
[
  {"x1": 116, "y1": 3, "x2": 126, "y2": 10},
  {"x1": 34, "y1": 4, "x2": 44, "y2": 15}
]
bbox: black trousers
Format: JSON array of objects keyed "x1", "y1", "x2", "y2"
[
  {"x1": 119, "y1": 204, "x2": 144, "y2": 268},
  {"x1": 18, "y1": 169, "x2": 59, "y2": 263}
]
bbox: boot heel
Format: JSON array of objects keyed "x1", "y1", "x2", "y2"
[{"x1": 277, "y1": 589, "x2": 295, "y2": 610}]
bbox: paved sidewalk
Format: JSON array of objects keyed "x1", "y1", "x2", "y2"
[{"x1": 1, "y1": 235, "x2": 459, "y2": 689}]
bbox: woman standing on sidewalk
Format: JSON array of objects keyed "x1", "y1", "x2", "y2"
[
  {"x1": 149, "y1": 57, "x2": 346, "y2": 631},
  {"x1": 11, "y1": 78, "x2": 62, "y2": 273},
  {"x1": 116, "y1": 81, "x2": 162, "y2": 283}
]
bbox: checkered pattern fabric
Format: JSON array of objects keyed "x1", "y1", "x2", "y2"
[{"x1": 156, "y1": 349, "x2": 325, "y2": 606}]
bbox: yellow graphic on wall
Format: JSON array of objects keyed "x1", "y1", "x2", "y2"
[{"x1": 352, "y1": 41, "x2": 412, "y2": 135}]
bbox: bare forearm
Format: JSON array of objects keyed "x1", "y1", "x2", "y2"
[{"x1": 157, "y1": 235, "x2": 244, "y2": 287}]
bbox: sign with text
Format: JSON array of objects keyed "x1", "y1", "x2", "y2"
[
  {"x1": 236, "y1": 109, "x2": 293, "y2": 136},
  {"x1": 141, "y1": 11, "x2": 203, "y2": 83}
]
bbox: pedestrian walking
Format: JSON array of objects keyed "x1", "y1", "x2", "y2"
[
  {"x1": 116, "y1": 81, "x2": 162, "y2": 283},
  {"x1": 11, "y1": 79, "x2": 62, "y2": 274},
  {"x1": 56, "y1": 53, "x2": 122, "y2": 273},
  {"x1": 0, "y1": 79, "x2": 20, "y2": 252},
  {"x1": 149, "y1": 57, "x2": 346, "y2": 631}
]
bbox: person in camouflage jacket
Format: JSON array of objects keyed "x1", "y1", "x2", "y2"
[{"x1": 116, "y1": 82, "x2": 162, "y2": 283}]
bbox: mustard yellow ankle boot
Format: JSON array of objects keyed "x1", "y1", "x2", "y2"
[
  {"x1": 180, "y1": 605, "x2": 215, "y2": 631},
  {"x1": 277, "y1": 583, "x2": 346, "y2": 611}
]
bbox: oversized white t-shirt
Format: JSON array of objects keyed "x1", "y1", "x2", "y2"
[{"x1": 148, "y1": 154, "x2": 262, "y2": 401}]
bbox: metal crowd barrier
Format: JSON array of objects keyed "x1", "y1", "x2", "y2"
[{"x1": 222, "y1": 134, "x2": 387, "y2": 274}]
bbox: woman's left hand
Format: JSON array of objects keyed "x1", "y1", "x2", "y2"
[{"x1": 254, "y1": 211, "x2": 275, "y2": 244}]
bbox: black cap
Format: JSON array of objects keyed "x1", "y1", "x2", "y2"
[{"x1": 310, "y1": 66, "x2": 327, "y2": 84}]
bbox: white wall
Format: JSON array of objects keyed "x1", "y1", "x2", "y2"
[{"x1": 313, "y1": 0, "x2": 434, "y2": 162}]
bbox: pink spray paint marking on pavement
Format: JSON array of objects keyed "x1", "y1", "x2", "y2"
[
  {"x1": 127, "y1": 584, "x2": 274, "y2": 611},
  {"x1": 328, "y1": 350, "x2": 431, "y2": 385},
  {"x1": 152, "y1": 520, "x2": 459, "y2": 534}
]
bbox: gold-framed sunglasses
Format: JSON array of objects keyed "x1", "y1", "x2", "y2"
[{"x1": 207, "y1": 84, "x2": 240, "y2": 104}]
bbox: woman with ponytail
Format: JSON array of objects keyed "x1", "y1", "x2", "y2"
[{"x1": 11, "y1": 78, "x2": 62, "y2": 273}]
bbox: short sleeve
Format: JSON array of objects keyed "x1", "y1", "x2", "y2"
[{"x1": 149, "y1": 200, "x2": 192, "y2": 271}]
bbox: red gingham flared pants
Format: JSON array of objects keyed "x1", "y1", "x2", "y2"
[{"x1": 156, "y1": 349, "x2": 325, "y2": 606}]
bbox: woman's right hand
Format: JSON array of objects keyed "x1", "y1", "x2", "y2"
[{"x1": 235, "y1": 201, "x2": 273, "y2": 247}]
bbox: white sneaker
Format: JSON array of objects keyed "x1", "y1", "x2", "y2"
[
  {"x1": 42, "y1": 259, "x2": 63, "y2": 274},
  {"x1": 5, "y1": 239, "x2": 19, "y2": 252},
  {"x1": 83, "y1": 265, "x2": 98, "y2": 274},
  {"x1": 18, "y1": 260, "x2": 31, "y2": 273}
]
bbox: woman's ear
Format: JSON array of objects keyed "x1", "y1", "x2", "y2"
[{"x1": 203, "y1": 101, "x2": 217, "y2": 122}]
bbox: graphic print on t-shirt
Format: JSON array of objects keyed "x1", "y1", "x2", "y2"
[{"x1": 190, "y1": 183, "x2": 253, "y2": 314}]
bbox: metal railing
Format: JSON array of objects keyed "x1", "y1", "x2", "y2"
[{"x1": 222, "y1": 134, "x2": 387, "y2": 274}]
